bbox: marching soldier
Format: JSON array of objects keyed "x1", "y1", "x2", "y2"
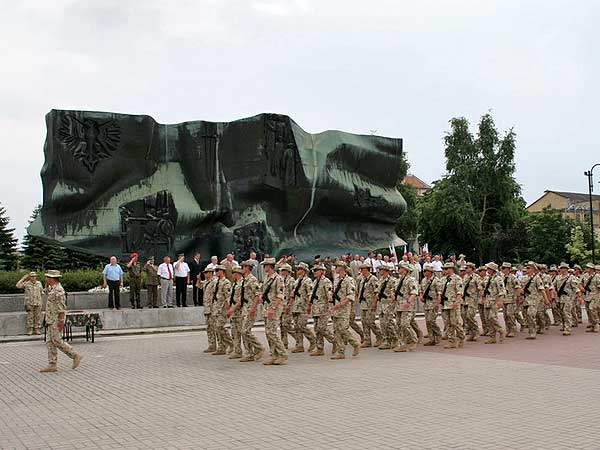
[
  {"x1": 279, "y1": 264, "x2": 297, "y2": 351},
  {"x1": 201, "y1": 267, "x2": 217, "y2": 353},
  {"x1": 548, "y1": 265, "x2": 561, "y2": 327},
  {"x1": 211, "y1": 266, "x2": 233, "y2": 355},
  {"x1": 461, "y1": 263, "x2": 480, "y2": 341},
  {"x1": 538, "y1": 264, "x2": 553, "y2": 331},
  {"x1": 309, "y1": 264, "x2": 336, "y2": 356},
  {"x1": 501, "y1": 262, "x2": 521, "y2": 337},
  {"x1": 329, "y1": 262, "x2": 361, "y2": 359},
  {"x1": 375, "y1": 263, "x2": 398, "y2": 350},
  {"x1": 16, "y1": 272, "x2": 44, "y2": 335},
  {"x1": 143, "y1": 258, "x2": 160, "y2": 308},
  {"x1": 477, "y1": 266, "x2": 490, "y2": 337},
  {"x1": 39, "y1": 270, "x2": 82, "y2": 373},
  {"x1": 438, "y1": 262, "x2": 465, "y2": 349},
  {"x1": 393, "y1": 262, "x2": 419, "y2": 352},
  {"x1": 481, "y1": 263, "x2": 506, "y2": 344},
  {"x1": 519, "y1": 262, "x2": 545, "y2": 339},
  {"x1": 257, "y1": 258, "x2": 287, "y2": 365},
  {"x1": 573, "y1": 264, "x2": 583, "y2": 325},
  {"x1": 421, "y1": 264, "x2": 441, "y2": 346},
  {"x1": 357, "y1": 262, "x2": 383, "y2": 347},
  {"x1": 581, "y1": 263, "x2": 600, "y2": 333},
  {"x1": 238, "y1": 260, "x2": 265, "y2": 362},
  {"x1": 552, "y1": 263, "x2": 582, "y2": 336},
  {"x1": 290, "y1": 262, "x2": 316, "y2": 353},
  {"x1": 226, "y1": 267, "x2": 244, "y2": 359}
]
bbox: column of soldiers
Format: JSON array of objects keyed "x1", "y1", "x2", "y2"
[{"x1": 196, "y1": 256, "x2": 600, "y2": 367}]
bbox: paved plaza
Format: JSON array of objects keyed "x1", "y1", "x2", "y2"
[{"x1": 1, "y1": 322, "x2": 600, "y2": 450}]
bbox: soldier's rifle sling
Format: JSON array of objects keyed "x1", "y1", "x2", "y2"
[
  {"x1": 441, "y1": 278, "x2": 451, "y2": 305},
  {"x1": 584, "y1": 274, "x2": 595, "y2": 294},
  {"x1": 262, "y1": 278, "x2": 276, "y2": 304}
]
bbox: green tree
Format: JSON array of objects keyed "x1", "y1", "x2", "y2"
[
  {"x1": 419, "y1": 113, "x2": 525, "y2": 262},
  {"x1": 565, "y1": 224, "x2": 592, "y2": 264},
  {"x1": 521, "y1": 208, "x2": 573, "y2": 263},
  {"x1": 0, "y1": 203, "x2": 18, "y2": 270},
  {"x1": 395, "y1": 154, "x2": 419, "y2": 241}
]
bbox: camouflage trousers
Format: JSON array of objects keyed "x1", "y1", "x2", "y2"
[
  {"x1": 395, "y1": 311, "x2": 417, "y2": 346},
  {"x1": 205, "y1": 313, "x2": 216, "y2": 350},
  {"x1": 147, "y1": 285, "x2": 159, "y2": 307},
  {"x1": 461, "y1": 304, "x2": 479, "y2": 338},
  {"x1": 560, "y1": 301, "x2": 573, "y2": 332},
  {"x1": 441, "y1": 308, "x2": 465, "y2": 343},
  {"x1": 523, "y1": 304, "x2": 537, "y2": 338},
  {"x1": 515, "y1": 303, "x2": 526, "y2": 328},
  {"x1": 332, "y1": 315, "x2": 359, "y2": 355},
  {"x1": 360, "y1": 308, "x2": 382, "y2": 345},
  {"x1": 47, "y1": 323, "x2": 76, "y2": 365},
  {"x1": 503, "y1": 303, "x2": 517, "y2": 334},
  {"x1": 230, "y1": 314, "x2": 243, "y2": 355},
  {"x1": 280, "y1": 312, "x2": 296, "y2": 349},
  {"x1": 585, "y1": 301, "x2": 600, "y2": 326},
  {"x1": 411, "y1": 316, "x2": 423, "y2": 341},
  {"x1": 213, "y1": 314, "x2": 233, "y2": 352},
  {"x1": 348, "y1": 305, "x2": 364, "y2": 341},
  {"x1": 129, "y1": 279, "x2": 141, "y2": 306},
  {"x1": 265, "y1": 308, "x2": 286, "y2": 358},
  {"x1": 241, "y1": 310, "x2": 263, "y2": 356},
  {"x1": 379, "y1": 311, "x2": 397, "y2": 347},
  {"x1": 25, "y1": 305, "x2": 41, "y2": 333},
  {"x1": 536, "y1": 301, "x2": 549, "y2": 332},
  {"x1": 484, "y1": 304, "x2": 504, "y2": 337},
  {"x1": 292, "y1": 312, "x2": 316, "y2": 348},
  {"x1": 572, "y1": 299, "x2": 582, "y2": 325},
  {"x1": 478, "y1": 303, "x2": 489, "y2": 335},
  {"x1": 313, "y1": 315, "x2": 335, "y2": 351},
  {"x1": 424, "y1": 309, "x2": 441, "y2": 340},
  {"x1": 551, "y1": 301, "x2": 562, "y2": 325}
]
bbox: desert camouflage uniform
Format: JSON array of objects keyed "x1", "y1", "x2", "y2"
[
  {"x1": 461, "y1": 273, "x2": 480, "y2": 339},
  {"x1": 291, "y1": 275, "x2": 316, "y2": 349},
  {"x1": 280, "y1": 274, "x2": 297, "y2": 349},
  {"x1": 548, "y1": 273, "x2": 561, "y2": 327},
  {"x1": 202, "y1": 277, "x2": 218, "y2": 351},
  {"x1": 540, "y1": 273, "x2": 553, "y2": 330},
  {"x1": 581, "y1": 272, "x2": 600, "y2": 330},
  {"x1": 17, "y1": 279, "x2": 43, "y2": 334},
  {"x1": 421, "y1": 275, "x2": 441, "y2": 343},
  {"x1": 553, "y1": 273, "x2": 580, "y2": 333},
  {"x1": 45, "y1": 283, "x2": 77, "y2": 366},
  {"x1": 521, "y1": 273, "x2": 544, "y2": 338},
  {"x1": 261, "y1": 272, "x2": 286, "y2": 358},
  {"x1": 376, "y1": 275, "x2": 398, "y2": 349},
  {"x1": 394, "y1": 273, "x2": 419, "y2": 349},
  {"x1": 331, "y1": 274, "x2": 360, "y2": 355},
  {"x1": 229, "y1": 278, "x2": 243, "y2": 356},
  {"x1": 481, "y1": 273, "x2": 506, "y2": 341},
  {"x1": 357, "y1": 273, "x2": 382, "y2": 346},
  {"x1": 502, "y1": 273, "x2": 521, "y2": 336},
  {"x1": 477, "y1": 276, "x2": 489, "y2": 336},
  {"x1": 439, "y1": 273, "x2": 465, "y2": 344},
  {"x1": 310, "y1": 275, "x2": 335, "y2": 351},
  {"x1": 240, "y1": 272, "x2": 263, "y2": 357},
  {"x1": 212, "y1": 277, "x2": 233, "y2": 353},
  {"x1": 572, "y1": 273, "x2": 583, "y2": 325}
]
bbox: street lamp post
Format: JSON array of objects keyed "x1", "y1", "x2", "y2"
[{"x1": 584, "y1": 164, "x2": 600, "y2": 263}]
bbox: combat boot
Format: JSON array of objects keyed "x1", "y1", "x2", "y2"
[
  {"x1": 485, "y1": 337, "x2": 497, "y2": 344},
  {"x1": 263, "y1": 358, "x2": 276, "y2": 365},
  {"x1": 466, "y1": 335, "x2": 477, "y2": 342},
  {"x1": 444, "y1": 342, "x2": 457, "y2": 349},
  {"x1": 72, "y1": 353, "x2": 82, "y2": 369},
  {"x1": 374, "y1": 338, "x2": 383, "y2": 347},
  {"x1": 330, "y1": 353, "x2": 345, "y2": 360},
  {"x1": 392, "y1": 345, "x2": 407, "y2": 352},
  {"x1": 423, "y1": 340, "x2": 436, "y2": 346},
  {"x1": 378, "y1": 343, "x2": 391, "y2": 350},
  {"x1": 307, "y1": 342, "x2": 316, "y2": 353},
  {"x1": 33, "y1": 329, "x2": 41, "y2": 335},
  {"x1": 291, "y1": 345, "x2": 304, "y2": 353},
  {"x1": 310, "y1": 349, "x2": 324, "y2": 356},
  {"x1": 254, "y1": 349, "x2": 265, "y2": 361},
  {"x1": 212, "y1": 349, "x2": 226, "y2": 356},
  {"x1": 562, "y1": 330, "x2": 571, "y2": 336},
  {"x1": 239, "y1": 355, "x2": 255, "y2": 362},
  {"x1": 457, "y1": 340, "x2": 464, "y2": 348},
  {"x1": 499, "y1": 331, "x2": 506, "y2": 343},
  {"x1": 525, "y1": 335, "x2": 536, "y2": 340},
  {"x1": 273, "y1": 356, "x2": 288, "y2": 365},
  {"x1": 228, "y1": 353, "x2": 242, "y2": 359},
  {"x1": 407, "y1": 343, "x2": 417, "y2": 352},
  {"x1": 27, "y1": 328, "x2": 33, "y2": 336},
  {"x1": 352, "y1": 344, "x2": 360, "y2": 356},
  {"x1": 361, "y1": 342, "x2": 372, "y2": 348},
  {"x1": 203, "y1": 347, "x2": 216, "y2": 353},
  {"x1": 506, "y1": 331, "x2": 515, "y2": 338},
  {"x1": 39, "y1": 364, "x2": 57, "y2": 373},
  {"x1": 593, "y1": 324, "x2": 600, "y2": 333}
]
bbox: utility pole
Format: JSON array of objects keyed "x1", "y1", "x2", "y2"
[{"x1": 584, "y1": 164, "x2": 600, "y2": 263}]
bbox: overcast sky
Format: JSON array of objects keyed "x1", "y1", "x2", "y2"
[{"x1": 1, "y1": 0, "x2": 599, "y2": 240}]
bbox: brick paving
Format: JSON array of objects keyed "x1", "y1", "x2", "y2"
[{"x1": 1, "y1": 322, "x2": 600, "y2": 450}]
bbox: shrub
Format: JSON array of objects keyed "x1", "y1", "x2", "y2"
[{"x1": 0, "y1": 269, "x2": 132, "y2": 294}]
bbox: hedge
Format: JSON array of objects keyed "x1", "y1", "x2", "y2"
[{"x1": 0, "y1": 270, "x2": 133, "y2": 294}]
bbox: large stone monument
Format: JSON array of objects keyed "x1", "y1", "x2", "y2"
[{"x1": 28, "y1": 110, "x2": 407, "y2": 260}]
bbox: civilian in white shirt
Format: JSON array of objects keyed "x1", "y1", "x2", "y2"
[
  {"x1": 371, "y1": 253, "x2": 383, "y2": 275},
  {"x1": 364, "y1": 251, "x2": 376, "y2": 274},
  {"x1": 431, "y1": 255, "x2": 443, "y2": 277},
  {"x1": 174, "y1": 253, "x2": 190, "y2": 307},
  {"x1": 205, "y1": 256, "x2": 219, "y2": 271},
  {"x1": 157, "y1": 256, "x2": 175, "y2": 307}
]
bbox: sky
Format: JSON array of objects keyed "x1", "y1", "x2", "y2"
[{"x1": 1, "y1": 0, "x2": 599, "y2": 241}]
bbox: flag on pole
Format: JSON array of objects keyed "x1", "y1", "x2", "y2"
[
  {"x1": 422, "y1": 243, "x2": 429, "y2": 254},
  {"x1": 389, "y1": 244, "x2": 396, "y2": 257}
]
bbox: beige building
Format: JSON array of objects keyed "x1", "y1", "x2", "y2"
[{"x1": 527, "y1": 190, "x2": 600, "y2": 233}]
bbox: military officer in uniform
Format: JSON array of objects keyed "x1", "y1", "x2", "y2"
[
  {"x1": 16, "y1": 272, "x2": 44, "y2": 335},
  {"x1": 257, "y1": 258, "x2": 287, "y2": 365},
  {"x1": 553, "y1": 262, "x2": 581, "y2": 336},
  {"x1": 226, "y1": 267, "x2": 244, "y2": 359},
  {"x1": 329, "y1": 262, "x2": 361, "y2": 359},
  {"x1": 581, "y1": 262, "x2": 600, "y2": 333},
  {"x1": 438, "y1": 262, "x2": 465, "y2": 349},
  {"x1": 501, "y1": 262, "x2": 521, "y2": 337},
  {"x1": 143, "y1": 258, "x2": 160, "y2": 308},
  {"x1": 201, "y1": 267, "x2": 217, "y2": 353},
  {"x1": 40, "y1": 270, "x2": 82, "y2": 373},
  {"x1": 461, "y1": 263, "x2": 480, "y2": 341},
  {"x1": 290, "y1": 262, "x2": 316, "y2": 353},
  {"x1": 309, "y1": 264, "x2": 336, "y2": 356},
  {"x1": 421, "y1": 265, "x2": 441, "y2": 346},
  {"x1": 375, "y1": 263, "x2": 398, "y2": 350},
  {"x1": 127, "y1": 253, "x2": 143, "y2": 309},
  {"x1": 357, "y1": 262, "x2": 383, "y2": 348},
  {"x1": 393, "y1": 262, "x2": 419, "y2": 352},
  {"x1": 211, "y1": 265, "x2": 233, "y2": 355},
  {"x1": 238, "y1": 260, "x2": 265, "y2": 362},
  {"x1": 481, "y1": 262, "x2": 506, "y2": 344},
  {"x1": 279, "y1": 264, "x2": 297, "y2": 351}
]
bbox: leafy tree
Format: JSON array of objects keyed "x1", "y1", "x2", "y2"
[
  {"x1": 419, "y1": 113, "x2": 525, "y2": 262},
  {"x1": 521, "y1": 207, "x2": 573, "y2": 263},
  {"x1": 0, "y1": 203, "x2": 18, "y2": 270},
  {"x1": 395, "y1": 154, "x2": 419, "y2": 241},
  {"x1": 565, "y1": 224, "x2": 592, "y2": 264}
]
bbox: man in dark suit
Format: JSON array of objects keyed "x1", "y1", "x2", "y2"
[{"x1": 189, "y1": 252, "x2": 203, "y2": 306}]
